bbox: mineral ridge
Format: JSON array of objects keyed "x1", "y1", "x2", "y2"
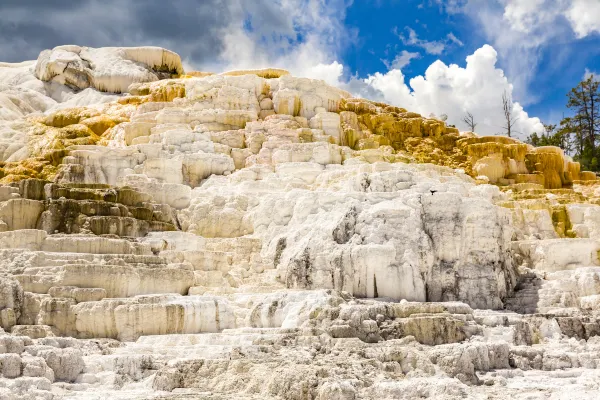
[{"x1": 1, "y1": 45, "x2": 600, "y2": 399}]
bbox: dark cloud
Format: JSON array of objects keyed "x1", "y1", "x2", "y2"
[
  {"x1": 0, "y1": 0, "x2": 234, "y2": 65},
  {"x1": 0, "y1": 0, "x2": 351, "y2": 75},
  {"x1": 0, "y1": 0, "x2": 88, "y2": 10}
]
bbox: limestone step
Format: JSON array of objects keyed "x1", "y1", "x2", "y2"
[
  {"x1": 0, "y1": 230, "x2": 153, "y2": 255},
  {"x1": 504, "y1": 272, "x2": 546, "y2": 314}
]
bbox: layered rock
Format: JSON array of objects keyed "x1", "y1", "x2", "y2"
[
  {"x1": 35, "y1": 45, "x2": 183, "y2": 93},
  {"x1": 1, "y1": 45, "x2": 600, "y2": 399}
]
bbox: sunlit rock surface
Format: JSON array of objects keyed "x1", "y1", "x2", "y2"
[{"x1": 1, "y1": 46, "x2": 600, "y2": 399}]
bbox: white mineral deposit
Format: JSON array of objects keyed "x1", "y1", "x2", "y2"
[{"x1": 1, "y1": 44, "x2": 600, "y2": 400}]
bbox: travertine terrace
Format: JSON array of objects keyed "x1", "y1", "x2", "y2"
[{"x1": 2, "y1": 45, "x2": 600, "y2": 399}]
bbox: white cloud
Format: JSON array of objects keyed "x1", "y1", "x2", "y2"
[
  {"x1": 502, "y1": 0, "x2": 600, "y2": 37},
  {"x1": 214, "y1": 3, "x2": 545, "y2": 141},
  {"x1": 398, "y1": 27, "x2": 447, "y2": 55},
  {"x1": 359, "y1": 45, "x2": 544, "y2": 140},
  {"x1": 363, "y1": 69, "x2": 416, "y2": 109},
  {"x1": 565, "y1": 0, "x2": 600, "y2": 38},
  {"x1": 117, "y1": 1, "x2": 543, "y2": 143},
  {"x1": 396, "y1": 27, "x2": 464, "y2": 56},
  {"x1": 502, "y1": 0, "x2": 556, "y2": 33},
  {"x1": 446, "y1": 33, "x2": 464, "y2": 46},
  {"x1": 457, "y1": 0, "x2": 599, "y2": 103},
  {"x1": 433, "y1": 0, "x2": 467, "y2": 14},
  {"x1": 210, "y1": 0, "x2": 353, "y2": 83},
  {"x1": 585, "y1": 68, "x2": 599, "y2": 80},
  {"x1": 384, "y1": 50, "x2": 422, "y2": 70},
  {"x1": 301, "y1": 61, "x2": 345, "y2": 87}
]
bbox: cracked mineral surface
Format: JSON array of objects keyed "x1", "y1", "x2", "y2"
[{"x1": 1, "y1": 45, "x2": 600, "y2": 399}]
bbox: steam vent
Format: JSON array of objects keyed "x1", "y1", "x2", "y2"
[{"x1": 2, "y1": 46, "x2": 600, "y2": 399}]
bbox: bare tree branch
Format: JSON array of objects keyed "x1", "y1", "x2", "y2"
[
  {"x1": 462, "y1": 111, "x2": 477, "y2": 132},
  {"x1": 502, "y1": 90, "x2": 519, "y2": 137}
]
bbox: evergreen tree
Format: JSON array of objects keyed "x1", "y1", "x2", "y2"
[
  {"x1": 564, "y1": 75, "x2": 600, "y2": 170},
  {"x1": 523, "y1": 75, "x2": 600, "y2": 171},
  {"x1": 526, "y1": 123, "x2": 573, "y2": 152}
]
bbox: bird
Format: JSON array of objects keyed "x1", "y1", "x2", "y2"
[{"x1": 430, "y1": 190, "x2": 437, "y2": 195}]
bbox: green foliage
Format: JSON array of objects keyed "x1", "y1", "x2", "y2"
[
  {"x1": 526, "y1": 123, "x2": 573, "y2": 152},
  {"x1": 528, "y1": 74, "x2": 600, "y2": 171},
  {"x1": 565, "y1": 75, "x2": 600, "y2": 171}
]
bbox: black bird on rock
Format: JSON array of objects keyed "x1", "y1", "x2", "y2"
[{"x1": 430, "y1": 190, "x2": 437, "y2": 195}]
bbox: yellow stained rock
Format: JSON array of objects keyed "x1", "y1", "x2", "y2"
[
  {"x1": 525, "y1": 147, "x2": 565, "y2": 189},
  {"x1": 80, "y1": 115, "x2": 128, "y2": 136},
  {"x1": 464, "y1": 141, "x2": 528, "y2": 163},
  {"x1": 182, "y1": 71, "x2": 215, "y2": 78},
  {"x1": 580, "y1": 171, "x2": 597, "y2": 181},
  {"x1": 551, "y1": 205, "x2": 575, "y2": 238},
  {"x1": 340, "y1": 111, "x2": 362, "y2": 148},
  {"x1": 127, "y1": 80, "x2": 186, "y2": 103},
  {"x1": 1, "y1": 105, "x2": 127, "y2": 183},
  {"x1": 514, "y1": 174, "x2": 546, "y2": 186},
  {"x1": 221, "y1": 68, "x2": 290, "y2": 79},
  {"x1": 43, "y1": 107, "x2": 101, "y2": 128},
  {"x1": 339, "y1": 98, "x2": 381, "y2": 115},
  {"x1": 422, "y1": 119, "x2": 446, "y2": 138},
  {"x1": 565, "y1": 161, "x2": 581, "y2": 183}
]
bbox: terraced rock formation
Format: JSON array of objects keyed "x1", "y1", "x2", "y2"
[{"x1": 2, "y1": 45, "x2": 600, "y2": 399}]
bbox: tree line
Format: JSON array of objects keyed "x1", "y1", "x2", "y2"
[{"x1": 463, "y1": 74, "x2": 600, "y2": 171}]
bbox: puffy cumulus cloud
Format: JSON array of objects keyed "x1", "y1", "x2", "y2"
[
  {"x1": 363, "y1": 69, "x2": 416, "y2": 109},
  {"x1": 216, "y1": 0, "x2": 354, "y2": 82},
  {"x1": 564, "y1": 0, "x2": 600, "y2": 38},
  {"x1": 358, "y1": 45, "x2": 544, "y2": 140},
  {"x1": 0, "y1": 0, "x2": 546, "y2": 142},
  {"x1": 502, "y1": 0, "x2": 558, "y2": 33},
  {"x1": 460, "y1": 1, "x2": 561, "y2": 103},
  {"x1": 455, "y1": 0, "x2": 599, "y2": 102},
  {"x1": 503, "y1": 0, "x2": 600, "y2": 38},
  {"x1": 301, "y1": 62, "x2": 346, "y2": 87}
]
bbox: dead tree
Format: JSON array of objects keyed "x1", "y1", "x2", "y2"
[
  {"x1": 462, "y1": 111, "x2": 477, "y2": 132},
  {"x1": 502, "y1": 90, "x2": 518, "y2": 137}
]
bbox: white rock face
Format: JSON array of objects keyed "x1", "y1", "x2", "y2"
[
  {"x1": 2, "y1": 45, "x2": 600, "y2": 399},
  {"x1": 35, "y1": 45, "x2": 183, "y2": 93}
]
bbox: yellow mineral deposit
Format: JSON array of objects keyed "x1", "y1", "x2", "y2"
[
  {"x1": 3, "y1": 57, "x2": 599, "y2": 238},
  {"x1": 0, "y1": 107, "x2": 129, "y2": 183},
  {"x1": 182, "y1": 71, "x2": 215, "y2": 78},
  {"x1": 5, "y1": 68, "x2": 598, "y2": 194},
  {"x1": 3, "y1": 45, "x2": 600, "y2": 400},
  {"x1": 123, "y1": 79, "x2": 187, "y2": 104},
  {"x1": 221, "y1": 68, "x2": 290, "y2": 79}
]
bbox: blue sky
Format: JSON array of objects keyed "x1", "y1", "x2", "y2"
[
  {"x1": 218, "y1": 0, "x2": 600, "y2": 137},
  {"x1": 339, "y1": 0, "x2": 600, "y2": 132},
  {"x1": 1, "y1": 0, "x2": 598, "y2": 138},
  {"x1": 344, "y1": 1, "x2": 472, "y2": 78}
]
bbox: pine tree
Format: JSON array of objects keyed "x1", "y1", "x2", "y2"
[
  {"x1": 563, "y1": 75, "x2": 600, "y2": 170},
  {"x1": 526, "y1": 123, "x2": 573, "y2": 152}
]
